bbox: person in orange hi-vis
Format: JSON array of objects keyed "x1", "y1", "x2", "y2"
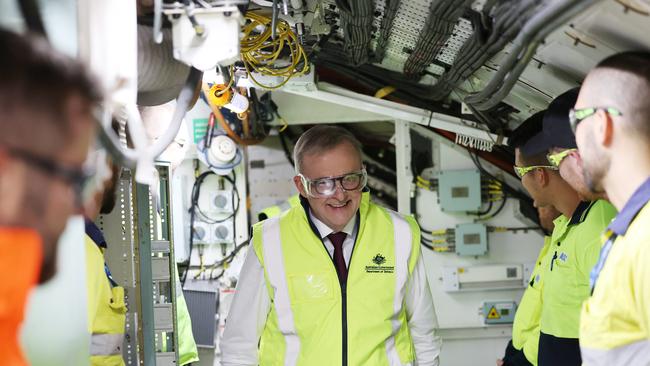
[{"x1": 0, "y1": 29, "x2": 100, "y2": 365}]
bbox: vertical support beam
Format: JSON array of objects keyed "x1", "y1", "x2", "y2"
[
  {"x1": 135, "y1": 182, "x2": 156, "y2": 366},
  {"x1": 395, "y1": 120, "x2": 413, "y2": 215},
  {"x1": 158, "y1": 165, "x2": 180, "y2": 362}
]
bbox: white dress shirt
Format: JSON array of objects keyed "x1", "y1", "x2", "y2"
[{"x1": 220, "y1": 209, "x2": 442, "y2": 366}]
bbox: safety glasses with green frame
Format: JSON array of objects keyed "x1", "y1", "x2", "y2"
[
  {"x1": 569, "y1": 107, "x2": 623, "y2": 134},
  {"x1": 547, "y1": 148, "x2": 578, "y2": 168},
  {"x1": 513, "y1": 165, "x2": 558, "y2": 179}
]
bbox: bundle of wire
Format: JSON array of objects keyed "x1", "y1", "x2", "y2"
[{"x1": 241, "y1": 12, "x2": 309, "y2": 89}]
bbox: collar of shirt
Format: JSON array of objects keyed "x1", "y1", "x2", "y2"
[
  {"x1": 608, "y1": 176, "x2": 650, "y2": 236},
  {"x1": 568, "y1": 200, "x2": 595, "y2": 226},
  {"x1": 308, "y1": 210, "x2": 357, "y2": 239},
  {"x1": 84, "y1": 217, "x2": 107, "y2": 248}
]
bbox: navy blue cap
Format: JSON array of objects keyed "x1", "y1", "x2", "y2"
[{"x1": 521, "y1": 87, "x2": 580, "y2": 156}]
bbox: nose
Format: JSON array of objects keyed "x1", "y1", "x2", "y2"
[{"x1": 332, "y1": 180, "x2": 347, "y2": 200}]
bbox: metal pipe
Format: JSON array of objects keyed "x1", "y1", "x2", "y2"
[
  {"x1": 153, "y1": 0, "x2": 163, "y2": 43},
  {"x1": 271, "y1": 0, "x2": 278, "y2": 39}
]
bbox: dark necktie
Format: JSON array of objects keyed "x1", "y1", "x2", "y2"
[{"x1": 327, "y1": 232, "x2": 348, "y2": 283}]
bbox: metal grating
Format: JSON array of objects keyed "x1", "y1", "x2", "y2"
[
  {"x1": 319, "y1": 0, "x2": 482, "y2": 78},
  {"x1": 185, "y1": 290, "x2": 218, "y2": 347}
]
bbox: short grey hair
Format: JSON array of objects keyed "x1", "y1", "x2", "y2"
[{"x1": 293, "y1": 125, "x2": 363, "y2": 174}]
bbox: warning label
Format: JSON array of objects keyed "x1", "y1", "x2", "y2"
[{"x1": 487, "y1": 306, "x2": 501, "y2": 320}]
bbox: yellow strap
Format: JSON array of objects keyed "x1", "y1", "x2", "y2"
[{"x1": 375, "y1": 86, "x2": 396, "y2": 99}]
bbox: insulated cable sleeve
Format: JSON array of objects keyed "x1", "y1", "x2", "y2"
[{"x1": 97, "y1": 67, "x2": 203, "y2": 169}]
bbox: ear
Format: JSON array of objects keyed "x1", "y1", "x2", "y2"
[
  {"x1": 293, "y1": 175, "x2": 306, "y2": 197},
  {"x1": 594, "y1": 109, "x2": 614, "y2": 147},
  {"x1": 600, "y1": 110, "x2": 614, "y2": 147},
  {"x1": 536, "y1": 168, "x2": 550, "y2": 188}
]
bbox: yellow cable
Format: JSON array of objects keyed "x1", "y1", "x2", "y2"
[
  {"x1": 375, "y1": 86, "x2": 396, "y2": 99},
  {"x1": 241, "y1": 12, "x2": 309, "y2": 89},
  {"x1": 416, "y1": 176, "x2": 430, "y2": 185},
  {"x1": 278, "y1": 117, "x2": 288, "y2": 132}
]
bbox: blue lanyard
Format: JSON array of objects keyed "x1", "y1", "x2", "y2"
[
  {"x1": 589, "y1": 230, "x2": 617, "y2": 293},
  {"x1": 104, "y1": 262, "x2": 118, "y2": 288}
]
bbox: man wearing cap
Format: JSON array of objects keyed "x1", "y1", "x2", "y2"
[
  {"x1": 574, "y1": 52, "x2": 650, "y2": 365},
  {"x1": 512, "y1": 93, "x2": 617, "y2": 366},
  {"x1": 536, "y1": 88, "x2": 607, "y2": 202}
]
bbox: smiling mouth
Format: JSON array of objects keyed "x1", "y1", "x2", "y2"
[{"x1": 327, "y1": 201, "x2": 350, "y2": 209}]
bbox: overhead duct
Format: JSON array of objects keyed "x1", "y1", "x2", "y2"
[
  {"x1": 373, "y1": 0, "x2": 401, "y2": 63},
  {"x1": 464, "y1": 0, "x2": 600, "y2": 111},
  {"x1": 403, "y1": 0, "x2": 472, "y2": 77},
  {"x1": 336, "y1": 0, "x2": 375, "y2": 66},
  {"x1": 137, "y1": 24, "x2": 191, "y2": 106}
]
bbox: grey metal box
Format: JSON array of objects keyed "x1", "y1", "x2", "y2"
[
  {"x1": 152, "y1": 257, "x2": 170, "y2": 281},
  {"x1": 154, "y1": 304, "x2": 174, "y2": 332},
  {"x1": 483, "y1": 301, "x2": 517, "y2": 325},
  {"x1": 437, "y1": 169, "x2": 482, "y2": 212},
  {"x1": 455, "y1": 223, "x2": 488, "y2": 256},
  {"x1": 184, "y1": 289, "x2": 218, "y2": 347}
]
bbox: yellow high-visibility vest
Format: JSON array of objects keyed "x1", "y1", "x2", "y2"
[
  {"x1": 85, "y1": 236, "x2": 127, "y2": 366},
  {"x1": 511, "y1": 236, "x2": 552, "y2": 365},
  {"x1": 257, "y1": 195, "x2": 301, "y2": 221},
  {"x1": 252, "y1": 192, "x2": 420, "y2": 366},
  {"x1": 581, "y1": 200, "x2": 650, "y2": 366}
]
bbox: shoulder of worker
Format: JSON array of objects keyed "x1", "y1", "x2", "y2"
[{"x1": 586, "y1": 199, "x2": 618, "y2": 225}]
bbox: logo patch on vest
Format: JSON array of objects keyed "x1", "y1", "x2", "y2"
[
  {"x1": 559, "y1": 252, "x2": 568, "y2": 262},
  {"x1": 365, "y1": 253, "x2": 394, "y2": 274}
]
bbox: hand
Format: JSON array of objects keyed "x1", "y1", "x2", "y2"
[{"x1": 496, "y1": 359, "x2": 504, "y2": 366}]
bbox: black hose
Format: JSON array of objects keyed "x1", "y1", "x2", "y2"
[
  {"x1": 18, "y1": 0, "x2": 46, "y2": 37},
  {"x1": 465, "y1": 0, "x2": 598, "y2": 110}
]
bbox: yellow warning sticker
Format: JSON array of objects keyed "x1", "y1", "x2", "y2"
[{"x1": 487, "y1": 306, "x2": 501, "y2": 320}]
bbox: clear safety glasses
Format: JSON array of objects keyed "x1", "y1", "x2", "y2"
[{"x1": 299, "y1": 169, "x2": 367, "y2": 198}]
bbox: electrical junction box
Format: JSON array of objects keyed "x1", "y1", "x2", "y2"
[
  {"x1": 483, "y1": 301, "x2": 517, "y2": 325},
  {"x1": 212, "y1": 190, "x2": 234, "y2": 214},
  {"x1": 437, "y1": 169, "x2": 482, "y2": 212},
  {"x1": 455, "y1": 223, "x2": 488, "y2": 256},
  {"x1": 442, "y1": 264, "x2": 526, "y2": 292},
  {"x1": 192, "y1": 221, "x2": 212, "y2": 244},
  {"x1": 213, "y1": 221, "x2": 234, "y2": 244}
]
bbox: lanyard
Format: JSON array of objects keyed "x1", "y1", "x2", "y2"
[
  {"x1": 104, "y1": 262, "x2": 118, "y2": 288},
  {"x1": 589, "y1": 230, "x2": 617, "y2": 293}
]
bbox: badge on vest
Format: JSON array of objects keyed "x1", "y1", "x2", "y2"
[
  {"x1": 559, "y1": 252, "x2": 568, "y2": 262},
  {"x1": 365, "y1": 253, "x2": 394, "y2": 274}
]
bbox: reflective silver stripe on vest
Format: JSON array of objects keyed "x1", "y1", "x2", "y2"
[
  {"x1": 581, "y1": 340, "x2": 650, "y2": 366},
  {"x1": 278, "y1": 201, "x2": 292, "y2": 212},
  {"x1": 90, "y1": 333, "x2": 124, "y2": 356},
  {"x1": 262, "y1": 218, "x2": 301, "y2": 366},
  {"x1": 385, "y1": 212, "x2": 413, "y2": 366}
]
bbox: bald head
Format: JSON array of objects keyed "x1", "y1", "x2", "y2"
[{"x1": 579, "y1": 52, "x2": 650, "y2": 140}]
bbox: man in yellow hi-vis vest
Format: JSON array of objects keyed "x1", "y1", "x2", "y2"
[
  {"x1": 84, "y1": 157, "x2": 127, "y2": 365},
  {"x1": 511, "y1": 109, "x2": 616, "y2": 366},
  {"x1": 498, "y1": 205, "x2": 560, "y2": 366},
  {"x1": 575, "y1": 52, "x2": 650, "y2": 366},
  {"x1": 221, "y1": 125, "x2": 441, "y2": 366}
]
